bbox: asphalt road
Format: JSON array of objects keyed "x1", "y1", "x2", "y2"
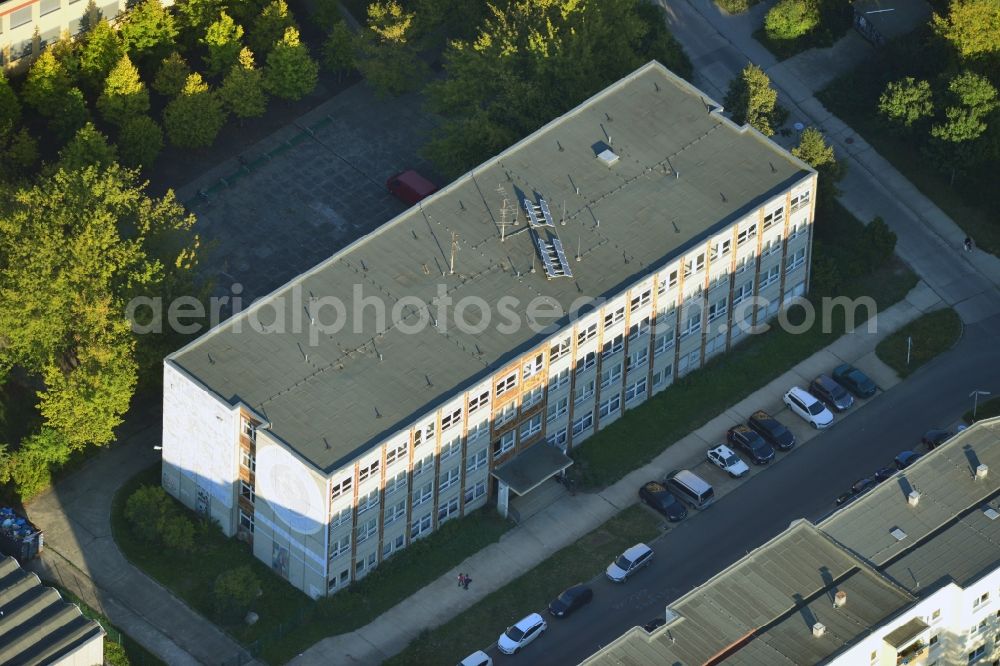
[{"x1": 483, "y1": 310, "x2": 1000, "y2": 666}]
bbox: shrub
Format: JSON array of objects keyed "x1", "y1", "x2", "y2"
[
  {"x1": 160, "y1": 513, "x2": 196, "y2": 554},
  {"x1": 213, "y1": 565, "x2": 259, "y2": 621},
  {"x1": 764, "y1": 0, "x2": 820, "y2": 40},
  {"x1": 124, "y1": 485, "x2": 173, "y2": 543},
  {"x1": 715, "y1": 0, "x2": 754, "y2": 13},
  {"x1": 104, "y1": 641, "x2": 130, "y2": 666},
  {"x1": 863, "y1": 216, "x2": 897, "y2": 269}
]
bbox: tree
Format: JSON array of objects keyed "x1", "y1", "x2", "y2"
[
  {"x1": 160, "y1": 513, "x2": 196, "y2": 553},
  {"x1": 124, "y1": 485, "x2": 174, "y2": 542},
  {"x1": 0, "y1": 68, "x2": 20, "y2": 140},
  {"x1": 932, "y1": 0, "x2": 1000, "y2": 59},
  {"x1": 20, "y1": 51, "x2": 89, "y2": 141},
  {"x1": 948, "y1": 70, "x2": 999, "y2": 116},
  {"x1": 163, "y1": 72, "x2": 226, "y2": 148},
  {"x1": 213, "y1": 566, "x2": 259, "y2": 620},
  {"x1": 97, "y1": 54, "x2": 150, "y2": 126},
  {"x1": 219, "y1": 47, "x2": 268, "y2": 120},
  {"x1": 0, "y1": 428, "x2": 72, "y2": 499},
  {"x1": 724, "y1": 63, "x2": 781, "y2": 136},
  {"x1": 79, "y1": 19, "x2": 123, "y2": 92},
  {"x1": 792, "y1": 126, "x2": 839, "y2": 179},
  {"x1": 153, "y1": 52, "x2": 192, "y2": 97},
  {"x1": 248, "y1": 0, "x2": 297, "y2": 56},
  {"x1": 0, "y1": 129, "x2": 39, "y2": 182},
  {"x1": 58, "y1": 122, "x2": 119, "y2": 171},
  {"x1": 202, "y1": 11, "x2": 245, "y2": 77},
  {"x1": 878, "y1": 77, "x2": 934, "y2": 130},
  {"x1": 355, "y1": 0, "x2": 426, "y2": 97},
  {"x1": 78, "y1": 0, "x2": 102, "y2": 35},
  {"x1": 320, "y1": 19, "x2": 354, "y2": 80},
  {"x1": 118, "y1": 115, "x2": 164, "y2": 168},
  {"x1": 311, "y1": 0, "x2": 344, "y2": 32},
  {"x1": 119, "y1": 0, "x2": 179, "y2": 62},
  {"x1": 863, "y1": 216, "x2": 897, "y2": 270},
  {"x1": 176, "y1": 0, "x2": 227, "y2": 40},
  {"x1": 764, "y1": 0, "x2": 819, "y2": 40},
  {"x1": 263, "y1": 27, "x2": 318, "y2": 101}
]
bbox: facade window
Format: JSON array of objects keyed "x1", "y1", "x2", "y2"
[
  {"x1": 625, "y1": 378, "x2": 647, "y2": 402},
  {"x1": 929, "y1": 634, "x2": 939, "y2": 645},
  {"x1": 680, "y1": 313, "x2": 702, "y2": 339},
  {"x1": 330, "y1": 535, "x2": 351, "y2": 559},
  {"x1": 761, "y1": 264, "x2": 780, "y2": 288},
  {"x1": 410, "y1": 513, "x2": 432, "y2": 540},
  {"x1": 652, "y1": 366, "x2": 670, "y2": 387},
  {"x1": 679, "y1": 349, "x2": 700, "y2": 375},
  {"x1": 522, "y1": 386, "x2": 544, "y2": 409},
  {"x1": 762, "y1": 206, "x2": 784, "y2": 230},
  {"x1": 599, "y1": 394, "x2": 621, "y2": 419},
  {"x1": 493, "y1": 430, "x2": 515, "y2": 458},
  {"x1": 520, "y1": 414, "x2": 542, "y2": 440},
  {"x1": 931, "y1": 609, "x2": 941, "y2": 622},
  {"x1": 523, "y1": 353, "x2": 544, "y2": 379},
  {"x1": 550, "y1": 336, "x2": 571, "y2": 361},
  {"x1": 495, "y1": 402, "x2": 516, "y2": 427},
  {"x1": 438, "y1": 467, "x2": 460, "y2": 492},
  {"x1": 786, "y1": 248, "x2": 806, "y2": 273},
  {"x1": 240, "y1": 449, "x2": 256, "y2": 473},
  {"x1": 331, "y1": 475, "x2": 353, "y2": 500},
  {"x1": 732, "y1": 281, "x2": 754, "y2": 307},
  {"x1": 654, "y1": 332, "x2": 674, "y2": 357},
  {"x1": 737, "y1": 223, "x2": 758, "y2": 246},
  {"x1": 357, "y1": 489, "x2": 380, "y2": 513},
  {"x1": 239, "y1": 509, "x2": 254, "y2": 534},
  {"x1": 630, "y1": 289, "x2": 652, "y2": 312},
  {"x1": 358, "y1": 460, "x2": 380, "y2": 483},
  {"x1": 382, "y1": 534, "x2": 405, "y2": 559},
  {"x1": 968, "y1": 645, "x2": 985, "y2": 662},
  {"x1": 466, "y1": 448, "x2": 488, "y2": 473},
  {"x1": 330, "y1": 507, "x2": 352, "y2": 529},
  {"x1": 464, "y1": 480, "x2": 487, "y2": 503},
  {"x1": 496, "y1": 371, "x2": 518, "y2": 397},
  {"x1": 735, "y1": 253, "x2": 754, "y2": 274},
  {"x1": 600, "y1": 362, "x2": 623, "y2": 389},
  {"x1": 974, "y1": 592, "x2": 990, "y2": 609},
  {"x1": 547, "y1": 396, "x2": 569, "y2": 422},
  {"x1": 441, "y1": 407, "x2": 463, "y2": 432},
  {"x1": 626, "y1": 346, "x2": 648, "y2": 373},
  {"x1": 356, "y1": 517, "x2": 378, "y2": 544},
  {"x1": 440, "y1": 438, "x2": 461, "y2": 462},
  {"x1": 762, "y1": 235, "x2": 783, "y2": 257},
  {"x1": 546, "y1": 427, "x2": 568, "y2": 448},
  {"x1": 412, "y1": 453, "x2": 434, "y2": 477},
  {"x1": 384, "y1": 499, "x2": 406, "y2": 525},
  {"x1": 604, "y1": 307, "x2": 625, "y2": 328},
  {"x1": 385, "y1": 442, "x2": 408, "y2": 467},
  {"x1": 708, "y1": 299, "x2": 728, "y2": 322},
  {"x1": 667, "y1": 270, "x2": 679, "y2": 289},
  {"x1": 577, "y1": 322, "x2": 598, "y2": 344},
  {"x1": 467, "y1": 420, "x2": 489, "y2": 441},
  {"x1": 40, "y1": 0, "x2": 60, "y2": 15},
  {"x1": 572, "y1": 410, "x2": 594, "y2": 436},
  {"x1": 412, "y1": 482, "x2": 433, "y2": 507},
  {"x1": 628, "y1": 316, "x2": 651, "y2": 340},
  {"x1": 549, "y1": 367, "x2": 570, "y2": 390},
  {"x1": 574, "y1": 379, "x2": 595, "y2": 405},
  {"x1": 438, "y1": 497, "x2": 460, "y2": 523},
  {"x1": 578, "y1": 351, "x2": 597, "y2": 373},
  {"x1": 711, "y1": 238, "x2": 732, "y2": 260},
  {"x1": 241, "y1": 417, "x2": 256, "y2": 441},
  {"x1": 10, "y1": 7, "x2": 33, "y2": 29},
  {"x1": 602, "y1": 333, "x2": 625, "y2": 358},
  {"x1": 790, "y1": 191, "x2": 810, "y2": 212},
  {"x1": 468, "y1": 390, "x2": 490, "y2": 414}
]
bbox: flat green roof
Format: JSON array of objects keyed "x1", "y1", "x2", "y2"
[{"x1": 170, "y1": 61, "x2": 813, "y2": 473}]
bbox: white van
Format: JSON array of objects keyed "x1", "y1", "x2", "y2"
[{"x1": 666, "y1": 470, "x2": 715, "y2": 509}]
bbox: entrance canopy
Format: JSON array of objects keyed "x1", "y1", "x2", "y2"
[{"x1": 492, "y1": 443, "x2": 573, "y2": 496}]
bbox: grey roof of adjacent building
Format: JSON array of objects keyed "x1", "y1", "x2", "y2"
[
  {"x1": 169, "y1": 60, "x2": 813, "y2": 473},
  {"x1": 853, "y1": 0, "x2": 932, "y2": 40},
  {"x1": 0, "y1": 556, "x2": 105, "y2": 665},
  {"x1": 582, "y1": 521, "x2": 914, "y2": 666}
]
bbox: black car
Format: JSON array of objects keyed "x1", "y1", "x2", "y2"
[
  {"x1": 727, "y1": 425, "x2": 775, "y2": 464},
  {"x1": 548, "y1": 584, "x2": 594, "y2": 618},
  {"x1": 809, "y1": 375, "x2": 855, "y2": 412},
  {"x1": 642, "y1": 617, "x2": 666, "y2": 633},
  {"x1": 922, "y1": 429, "x2": 951, "y2": 450},
  {"x1": 832, "y1": 363, "x2": 877, "y2": 399},
  {"x1": 835, "y1": 477, "x2": 877, "y2": 505},
  {"x1": 638, "y1": 482, "x2": 688, "y2": 522},
  {"x1": 895, "y1": 450, "x2": 922, "y2": 470},
  {"x1": 874, "y1": 466, "x2": 895, "y2": 482},
  {"x1": 748, "y1": 410, "x2": 795, "y2": 451}
]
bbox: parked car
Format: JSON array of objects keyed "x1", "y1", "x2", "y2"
[
  {"x1": 643, "y1": 617, "x2": 666, "y2": 632},
  {"x1": 809, "y1": 375, "x2": 855, "y2": 412},
  {"x1": 832, "y1": 363, "x2": 877, "y2": 398},
  {"x1": 606, "y1": 543, "x2": 653, "y2": 582},
  {"x1": 895, "y1": 450, "x2": 922, "y2": 470},
  {"x1": 837, "y1": 477, "x2": 878, "y2": 505},
  {"x1": 386, "y1": 170, "x2": 438, "y2": 206},
  {"x1": 459, "y1": 651, "x2": 493, "y2": 666},
  {"x1": 497, "y1": 613, "x2": 547, "y2": 654},
  {"x1": 638, "y1": 481, "x2": 688, "y2": 522},
  {"x1": 707, "y1": 444, "x2": 750, "y2": 478},
  {"x1": 783, "y1": 386, "x2": 834, "y2": 429},
  {"x1": 922, "y1": 429, "x2": 952, "y2": 450},
  {"x1": 727, "y1": 425, "x2": 776, "y2": 464},
  {"x1": 874, "y1": 465, "x2": 896, "y2": 482},
  {"x1": 748, "y1": 410, "x2": 796, "y2": 451},
  {"x1": 547, "y1": 584, "x2": 594, "y2": 618}
]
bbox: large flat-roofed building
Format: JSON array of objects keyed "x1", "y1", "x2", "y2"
[
  {"x1": 583, "y1": 418, "x2": 1000, "y2": 666},
  {"x1": 162, "y1": 61, "x2": 817, "y2": 598}
]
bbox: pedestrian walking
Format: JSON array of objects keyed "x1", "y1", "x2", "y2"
[
  {"x1": 462, "y1": 575, "x2": 472, "y2": 590},
  {"x1": 964, "y1": 237, "x2": 973, "y2": 252},
  {"x1": 458, "y1": 573, "x2": 466, "y2": 588}
]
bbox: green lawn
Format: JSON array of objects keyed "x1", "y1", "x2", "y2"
[
  {"x1": 816, "y1": 30, "x2": 1000, "y2": 255},
  {"x1": 570, "y1": 201, "x2": 918, "y2": 490},
  {"x1": 112, "y1": 465, "x2": 512, "y2": 664},
  {"x1": 753, "y1": 1, "x2": 853, "y2": 61},
  {"x1": 384, "y1": 505, "x2": 660, "y2": 666},
  {"x1": 964, "y1": 396, "x2": 1000, "y2": 424},
  {"x1": 875, "y1": 308, "x2": 961, "y2": 378}
]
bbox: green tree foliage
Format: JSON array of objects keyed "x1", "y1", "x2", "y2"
[
  {"x1": 176, "y1": 0, "x2": 227, "y2": 40},
  {"x1": 425, "y1": 0, "x2": 690, "y2": 177},
  {"x1": 163, "y1": 72, "x2": 226, "y2": 148},
  {"x1": 124, "y1": 484, "x2": 194, "y2": 553},
  {"x1": 119, "y1": 0, "x2": 179, "y2": 62},
  {"x1": 248, "y1": 0, "x2": 297, "y2": 56},
  {"x1": 878, "y1": 77, "x2": 934, "y2": 129},
  {"x1": 153, "y1": 52, "x2": 192, "y2": 97},
  {"x1": 49, "y1": 35, "x2": 82, "y2": 83},
  {"x1": 78, "y1": 0, "x2": 102, "y2": 35},
  {"x1": 792, "y1": 126, "x2": 837, "y2": 171},
  {"x1": 764, "y1": 0, "x2": 819, "y2": 40},
  {"x1": 118, "y1": 114, "x2": 164, "y2": 168},
  {"x1": 79, "y1": 19, "x2": 123, "y2": 92},
  {"x1": 724, "y1": 63, "x2": 781, "y2": 136},
  {"x1": 411, "y1": 0, "x2": 488, "y2": 44},
  {"x1": 948, "y1": 70, "x2": 999, "y2": 115},
  {"x1": 863, "y1": 216, "x2": 897, "y2": 270},
  {"x1": 20, "y1": 51, "x2": 90, "y2": 142},
  {"x1": 97, "y1": 54, "x2": 150, "y2": 126},
  {"x1": 321, "y1": 20, "x2": 355, "y2": 80},
  {"x1": 202, "y1": 11, "x2": 245, "y2": 77},
  {"x1": 0, "y1": 166, "x2": 198, "y2": 447},
  {"x1": 263, "y1": 26, "x2": 318, "y2": 101},
  {"x1": 0, "y1": 69, "x2": 20, "y2": 140},
  {"x1": 0, "y1": 129, "x2": 39, "y2": 182},
  {"x1": 58, "y1": 122, "x2": 119, "y2": 171},
  {"x1": 219, "y1": 47, "x2": 268, "y2": 120},
  {"x1": 932, "y1": 0, "x2": 1000, "y2": 59},
  {"x1": 0, "y1": 428, "x2": 71, "y2": 499},
  {"x1": 213, "y1": 566, "x2": 259, "y2": 620},
  {"x1": 355, "y1": 0, "x2": 426, "y2": 97},
  {"x1": 311, "y1": 0, "x2": 344, "y2": 32}
]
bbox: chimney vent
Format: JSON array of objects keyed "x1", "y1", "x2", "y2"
[
  {"x1": 908, "y1": 490, "x2": 921, "y2": 507},
  {"x1": 834, "y1": 591, "x2": 847, "y2": 608},
  {"x1": 812, "y1": 622, "x2": 826, "y2": 638},
  {"x1": 976, "y1": 464, "x2": 989, "y2": 480}
]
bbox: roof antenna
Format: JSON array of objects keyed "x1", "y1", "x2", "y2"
[
  {"x1": 497, "y1": 185, "x2": 510, "y2": 242},
  {"x1": 530, "y1": 254, "x2": 536, "y2": 274},
  {"x1": 561, "y1": 200, "x2": 567, "y2": 226},
  {"x1": 374, "y1": 407, "x2": 382, "y2": 419},
  {"x1": 576, "y1": 236, "x2": 582, "y2": 262},
  {"x1": 449, "y1": 232, "x2": 459, "y2": 275}
]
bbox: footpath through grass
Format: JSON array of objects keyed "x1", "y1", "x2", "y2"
[
  {"x1": 112, "y1": 465, "x2": 511, "y2": 664},
  {"x1": 875, "y1": 308, "x2": 961, "y2": 378},
  {"x1": 384, "y1": 505, "x2": 660, "y2": 666},
  {"x1": 965, "y1": 396, "x2": 1000, "y2": 425}
]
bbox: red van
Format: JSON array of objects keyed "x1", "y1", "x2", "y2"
[{"x1": 386, "y1": 170, "x2": 438, "y2": 206}]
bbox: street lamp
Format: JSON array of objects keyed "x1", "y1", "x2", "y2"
[{"x1": 970, "y1": 390, "x2": 992, "y2": 422}]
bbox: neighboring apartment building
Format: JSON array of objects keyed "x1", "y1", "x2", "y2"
[
  {"x1": 584, "y1": 418, "x2": 1000, "y2": 666},
  {"x1": 0, "y1": 556, "x2": 105, "y2": 665},
  {"x1": 161, "y1": 61, "x2": 817, "y2": 598}
]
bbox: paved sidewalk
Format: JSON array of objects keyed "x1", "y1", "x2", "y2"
[
  {"x1": 25, "y1": 403, "x2": 260, "y2": 666},
  {"x1": 291, "y1": 280, "x2": 942, "y2": 665}
]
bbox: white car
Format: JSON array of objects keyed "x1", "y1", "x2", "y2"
[
  {"x1": 497, "y1": 613, "x2": 547, "y2": 655},
  {"x1": 784, "y1": 386, "x2": 834, "y2": 429},
  {"x1": 707, "y1": 444, "x2": 750, "y2": 478},
  {"x1": 606, "y1": 542, "x2": 654, "y2": 582},
  {"x1": 458, "y1": 650, "x2": 493, "y2": 666}
]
